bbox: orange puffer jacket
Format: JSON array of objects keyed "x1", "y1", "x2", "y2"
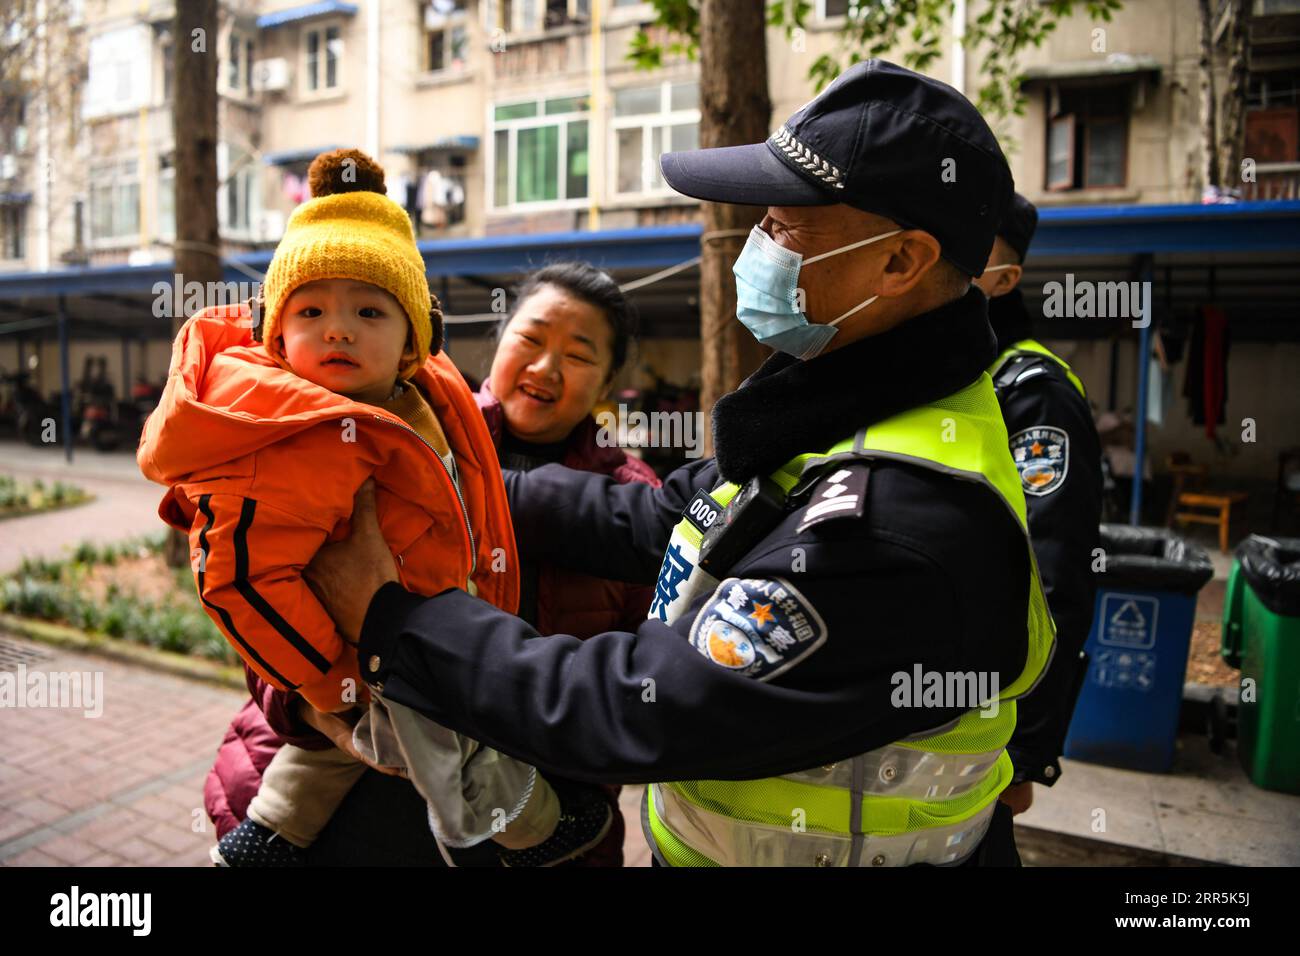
[{"x1": 138, "y1": 303, "x2": 519, "y2": 712}]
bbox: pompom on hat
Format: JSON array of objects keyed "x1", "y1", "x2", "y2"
[{"x1": 258, "y1": 148, "x2": 441, "y2": 380}]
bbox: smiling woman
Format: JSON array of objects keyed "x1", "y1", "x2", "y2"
[
  {"x1": 487, "y1": 264, "x2": 633, "y2": 447},
  {"x1": 472, "y1": 262, "x2": 659, "y2": 867}
]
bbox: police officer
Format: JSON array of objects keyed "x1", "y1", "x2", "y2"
[
  {"x1": 975, "y1": 194, "x2": 1103, "y2": 815},
  {"x1": 304, "y1": 61, "x2": 1054, "y2": 867}
]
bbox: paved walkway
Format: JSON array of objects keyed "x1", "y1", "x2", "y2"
[
  {"x1": 0, "y1": 634, "x2": 243, "y2": 866},
  {"x1": 0, "y1": 442, "x2": 165, "y2": 575},
  {"x1": 1018, "y1": 738, "x2": 1300, "y2": 866},
  {"x1": 0, "y1": 632, "x2": 651, "y2": 867}
]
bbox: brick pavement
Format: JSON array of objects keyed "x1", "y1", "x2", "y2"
[{"x1": 0, "y1": 632, "x2": 652, "y2": 867}]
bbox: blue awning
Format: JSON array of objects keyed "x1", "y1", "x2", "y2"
[
  {"x1": 0, "y1": 192, "x2": 33, "y2": 205},
  {"x1": 261, "y1": 144, "x2": 343, "y2": 166},
  {"x1": 1029, "y1": 199, "x2": 1300, "y2": 257},
  {"x1": 390, "y1": 136, "x2": 481, "y2": 154},
  {"x1": 0, "y1": 225, "x2": 705, "y2": 300},
  {"x1": 257, "y1": 1, "x2": 358, "y2": 30}
]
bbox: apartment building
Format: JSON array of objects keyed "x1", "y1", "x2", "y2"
[
  {"x1": 4, "y1": 0, "x2": 1297, "y2": 272},
  {"x1": 2, "y1": 0, "x2": 1298, "y2": 483}
]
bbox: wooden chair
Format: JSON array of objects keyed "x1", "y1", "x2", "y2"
[{"x1": 1165, "y1": 452, "x2": 1248, "y2": 554}]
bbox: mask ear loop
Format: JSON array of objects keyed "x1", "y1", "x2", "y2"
[
  {"x1": 803, "y1": 228, "x2": 902, "y2": 265},
  {"x1": 826, "y1": 294, "x2": 880, "y2": 327},
  {"x1": 805, "y1": 229, "x2": 902, "y2": 327}
]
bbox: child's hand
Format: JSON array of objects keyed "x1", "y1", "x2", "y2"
[{"x1": 298, "y1": 699, "x2": 405, "y2": 777}]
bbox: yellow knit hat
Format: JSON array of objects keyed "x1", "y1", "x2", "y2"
[{"x1": 258, "y1": 149, "x2": 440, "y2": 380}]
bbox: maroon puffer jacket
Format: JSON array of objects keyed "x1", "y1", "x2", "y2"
[
  {"x1": 474, "y1": 381, "x2": 661, "y2": 637},
  {"x1": 203, "y1": 387, "x2": 662, "y2": 862}
]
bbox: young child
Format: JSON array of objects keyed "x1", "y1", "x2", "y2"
[{"x1": 139, "y1": 149, "x2": 610, "y2": 866}]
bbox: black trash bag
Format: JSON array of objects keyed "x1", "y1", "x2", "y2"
[
  {"x1": 1096, "y1": 524, "x2": 1215, "y2": 593},
  {"x1": 1236, "y1": 535, "x2": 1300, "y2": 618}
]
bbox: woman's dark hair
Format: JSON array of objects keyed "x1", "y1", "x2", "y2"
[{"x1": 506, "y1": 262, "x2": 636, "y2": 377}]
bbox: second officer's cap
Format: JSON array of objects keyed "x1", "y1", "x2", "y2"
[
  {"x1": 997, "y1": 192, "x2": 1039, "y2": 263},
  {"x1": 660, "y1": 59, "x2": 1013, "y2": 277}
]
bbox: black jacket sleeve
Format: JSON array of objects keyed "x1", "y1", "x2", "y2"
[
  {"x1": 1001, "y1": 372, "x2": 1103, "y2": 785},
  {"x1": 503, "y1": 458, "x2": 718, "y2": 584},
  {"x1": 357, "y1": 462, "x2": 1030, "y2": 787}
]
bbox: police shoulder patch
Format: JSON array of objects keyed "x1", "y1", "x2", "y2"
[
  {"x1": 796, "y1": 463, "x2": 869, "y2": 533},
  {"x1": 1010, "y1": 425, "x2": 1069, "y2": 497},
  {"x1": 688, "y1": 577, "x2": 828, "y2": 681}
]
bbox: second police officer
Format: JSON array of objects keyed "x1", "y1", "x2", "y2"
[
  {"x1": 303, "y1": 61, "x2": 1057, "y2": 867},
  {"x1": 975, "y1": 194, "x2": 1104, "y2": 815}
]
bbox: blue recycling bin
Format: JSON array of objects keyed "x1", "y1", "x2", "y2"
[{"x1": 1064, "y1": 525, "x2": 1215, "y2": 772}]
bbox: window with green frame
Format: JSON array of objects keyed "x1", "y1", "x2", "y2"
[{"x1": 492, "y1": 94, "x2": 590, "y2": 207}]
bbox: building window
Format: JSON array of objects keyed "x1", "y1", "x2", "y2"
[
  {"x1": 85, "y1": 25, "x2": 151, "y2": 118},
  {"x1": 492, "y1": 94, "x2": 590, "y2": 207},
  {"x1": 225, "y1": 30, "x2": 255, "y2": 95},
  {"x1": 491, "y1": 0, "x2": 585, "y2": 34},
  {"x1": 1, "y1": 95, "x2": 27, "y2": 152},
  {"x1": 612, "y1": 80, "x2": 699, "y2": 196},
  {"x1": 219, "y1": 144, "x2": 257, "y2": 237},
  {"x1": 1, "y1": 204, "x2": 24, "y2": 259},
  {"x1": 1045, "y1": 86, "x2": 1128, "y2": 191},
  {"x1": 423, "y1": 0, "x2": 469, "y2": 73},
  {"x1": 303, "y1": 23, "x2": 342, "y2": 93},
  {"x1": 160, "y1": 36, "x2": 174, "y2": 103},
  {"x1": 158, "y1": 155, "x2": 175, "y2": 241},
  {"x1": 89, "y1": 160, "x2": 140, "y2": 242},
  {"x1": 818, "y1": 0, "x2": 856, "y2": 19}
]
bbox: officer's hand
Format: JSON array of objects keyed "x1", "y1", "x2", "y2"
[
  {"x1": 998, "y1": 781, "x2": 1034, "y2": 816},
  {"x1": 305, "y1": 479, "x2": 399, "y2": 643}
]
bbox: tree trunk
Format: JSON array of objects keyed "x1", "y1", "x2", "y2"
[
  {"x1": 697, "y1": 0, "x2": 771, "y2": 456},
  {"x1": 166, "y1": 0, "x2": 220, "y2": 568},
  {"x1": 1216, "y1": 0, "x2": 1250, "y2": 194},
  {"x1": 1197, "y1": 0, "x2": 1220, "y2": 191}
]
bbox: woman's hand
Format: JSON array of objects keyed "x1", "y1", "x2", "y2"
[
  {"x1": 296, "y1": 699, "x2": 406, "y2": 777},
  {"x1": 304, "y1": 479, "x2": 399, "y2": 643}
]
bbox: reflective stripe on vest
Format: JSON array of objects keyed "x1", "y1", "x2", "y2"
[
  {"x1": 645, "y1": 372, "x2": 1057, "y2": 867},
  {"x1": 990, "y1": 338, "x2": 1087, "y2": 399}
]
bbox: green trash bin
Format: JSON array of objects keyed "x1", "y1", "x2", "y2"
[{"x1": 1222, "y1": 535, "x2": 1300, "y2": 794}]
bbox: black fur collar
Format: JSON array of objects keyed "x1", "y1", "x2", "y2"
[
  {"x1": 987, "y1": 287, "x2": 1034, "y2": 353},
  {"x1": 711, "y1": 286, "x2": 997, "y2": 482}
]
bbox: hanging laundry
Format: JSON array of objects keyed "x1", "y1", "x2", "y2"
[
  {"x1": 387, "y1": 172, "x2": 410, "y2": 207},
  {"x1": 421, "y1": 169, "x2": 448, "y2": 228},
  {"x1": 1183, "y1": 304, "x2": 1230, "y2": 438}
]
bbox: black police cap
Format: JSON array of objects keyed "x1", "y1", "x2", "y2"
[
  {"x1": 998, "y1": 193, "x2": 1039, "y2": 264},
  {"x1": 660, "y1": 59, "x2": 1013, "y2": 277}
]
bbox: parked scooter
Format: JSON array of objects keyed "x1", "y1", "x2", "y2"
[{"x1": 0, "y1": 369, "x2": 52, "y2": 446}]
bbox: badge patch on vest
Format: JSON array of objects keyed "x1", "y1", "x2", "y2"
[
  {"x1": 688, "y1": 577, "x2": 827, "y2": 681},
  {"x1": 1010, "y1": 426, "x2": 1069, "y2": 497}
]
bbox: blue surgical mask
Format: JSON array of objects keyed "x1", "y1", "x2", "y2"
[{"x1": 733, "y1": 225, "x2": 902, "y2": 360}]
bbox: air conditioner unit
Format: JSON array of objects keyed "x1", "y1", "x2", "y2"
[
  {"x1": 0, "y1": 155, "x2": 16, "y2": 179},
  {"x1": 253, "y1": 58, "x2": 289, "y2": 93}
]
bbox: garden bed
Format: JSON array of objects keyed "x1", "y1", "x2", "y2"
[
  {"x1": 0, "y1": 535, "x2": 237, "y2": 665},
  {"x1": 0, "y1": 474, "x2": 94, "y2": 520}
]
